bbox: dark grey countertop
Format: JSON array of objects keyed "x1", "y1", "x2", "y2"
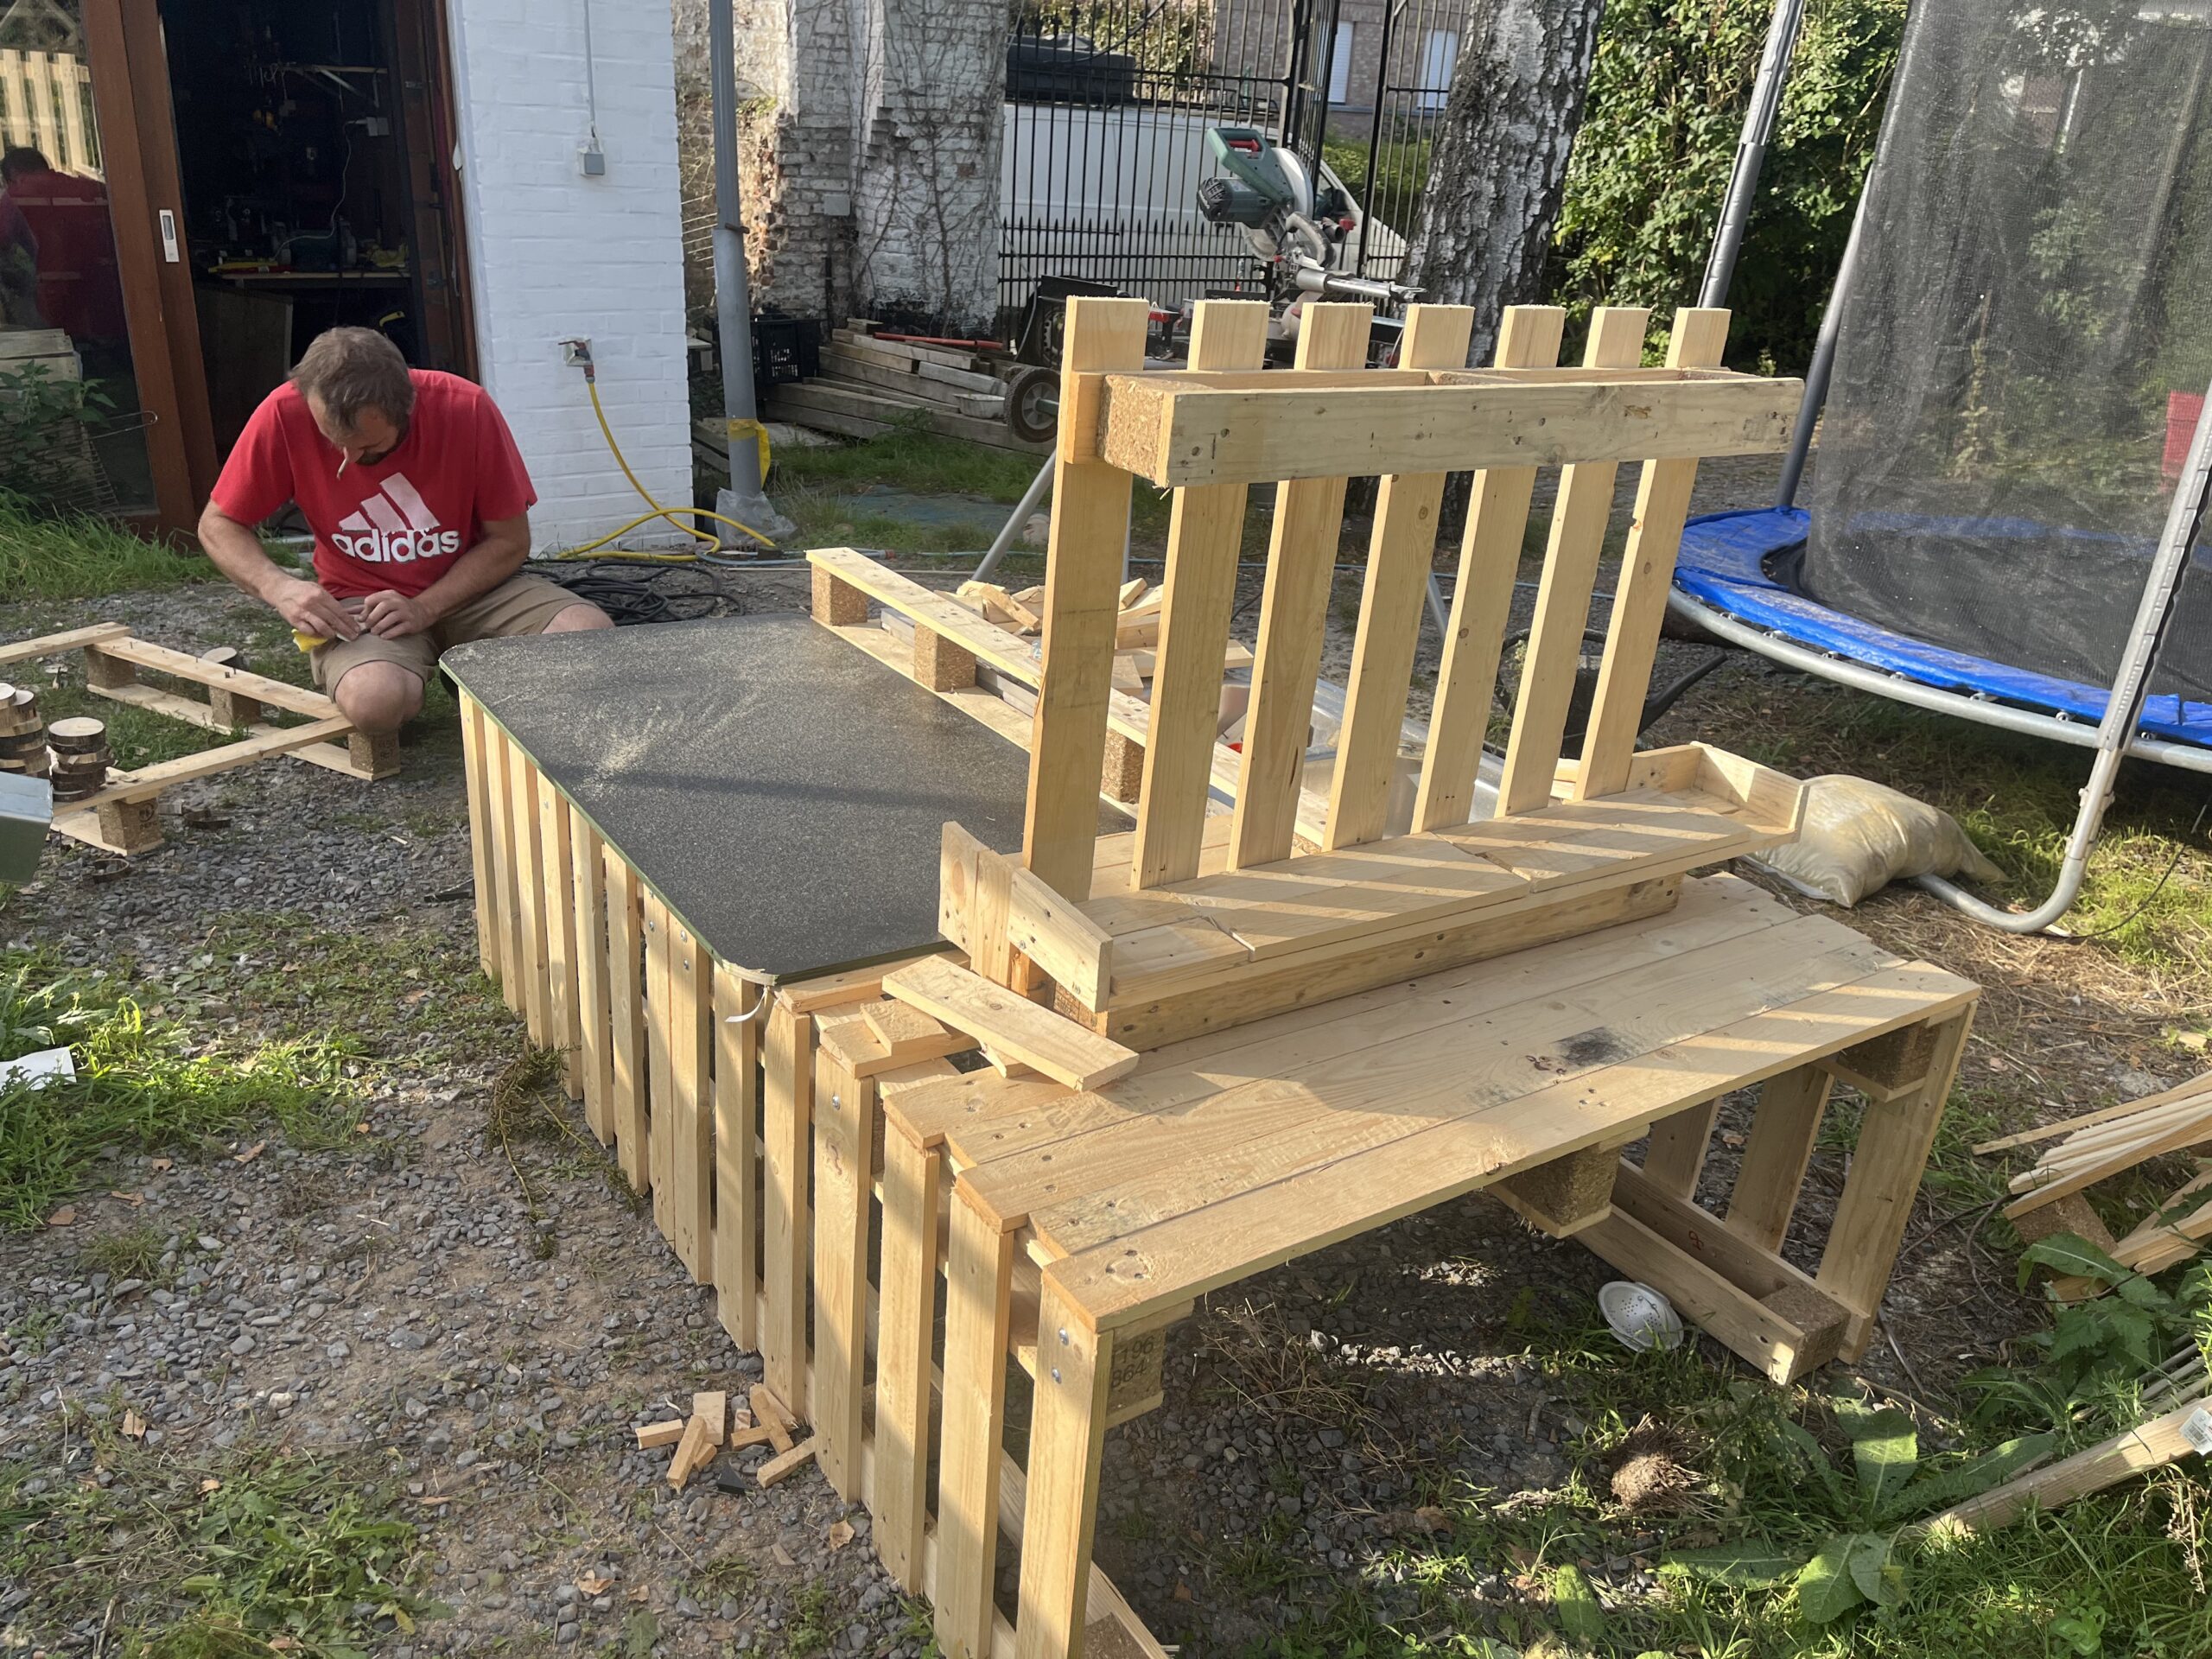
[{"x1": 444, "y1": 613, "x2": 1031, "y2": 982}]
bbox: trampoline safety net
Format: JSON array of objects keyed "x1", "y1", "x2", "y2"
[{"x1": 1800, "y1": 0, "x2": 2212, "y2": 706}]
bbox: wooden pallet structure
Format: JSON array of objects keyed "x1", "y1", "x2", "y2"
[
  {"x1": 457, "y1": 297, "x2": 1980, "y2": 1659},
  {"x1": 1, "y1": 622, "x2": 397, "y2": 855},
  {"x1": 753, "y1": 323, "x2": 1050, "y2": 456}
]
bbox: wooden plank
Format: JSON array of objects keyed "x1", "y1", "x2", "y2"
[
  {"x1": 713, "y1": 963, "x2": 761, "y2": 1349},
  {"x1": 812, "y1": 550, "x2": 1044, "y2": 687},
  {"x1": 1088, "y1": 362, "x2": 1800, "y2": 487},
  {"x1": 935, "y1": 1191, "x2": 1017, "y2": 1658},
  {"x1": 63, "y1": 715, "x2": 354, "y2": 810},
  {"x1": 1573, "y1": 308, "x2": 1732, "y2": 798},
  {"x1": 810, "y1": 1046, "x2": 872, "y2": 1501},
  {"x1": 89, "y1": 633, "x2": 340, "y2": 719},
  {"x1": 1131, "y1": 299, "x2": 1270, "y2": 889},
  {"x1": 760, "y1": 996, "x2": 815, "y2": 1408},
  {"x1": 883, "y1": 957, "x2": 1140, "y2": 1092},
  {"x1": 1042, "y1": 957, "x2": 1974, "y2": 1331},
  {"x1": 1642, "y1": 1098, "x2": 1721, "y2": 1200},
  {"x1": 642, "y1": 891, "x2": 677, "y2": 1236},
  {"x1": 487, "y1": 726, "x2": 527, "y2": 1016},
  {"x1": 1324, "y1": 304, "x2": 1473, "y2": 849},
  {"x1": 1928, "y1": 1395, "x2": 2208, "y2": 1535},
  {"x1": 460, "y1": 696, "x2": 502, "y2": 984},
  {"x1": 1726, "y1": 1065, "x2": 1831, "y2": 1252},
  {"x1": 1413, "y1": 307, "x2": 1567, "y2": 832},
  {"x1": 1025, "y1": 296, "x2": 1151, "y2": 901},
  {"x1": 1230, "y1": 303, "x2": 1373, "y2": 870},
  {"x1": 570, "y1": 819, "x2": 613, "y2": 1140},
  {"x1": 1973, "y1": 1077, "x2": 2212, "y2": 1154},
  {"x1": 875, "y1": 1121, "x2": 945, "y2": 1592},
  {"x1": 0, "y1": 622, "x2": 130, "y2": 667},
  {"x1": 1496, "y1": 307, "x2": 1652, "y2": 816},
  {"x1": 537, "y1": 776, "x2": 582, "y2": 1101},
  {"x1": 1816, "y1": 1012, "x2": 1970, "y2": 1355},
  {"x1": 668, "y1": 913, "x2": 715, "y2": 1281},
  {"x1": 1012, "y1": 1281, "x2": 1117, "y2": 1659},
  {"x1": 509, "y1": 751, "x2": 552, "y2": 1041},
  {"x1": 604, "y1": 850, "x2": 650, "y2": 1192},
  {"x1": 1005, "y1": 860, "x2": 1116, "y2": 1010}
]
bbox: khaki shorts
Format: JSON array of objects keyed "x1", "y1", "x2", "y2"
[{"x1": 311, "y1": 572, "x2": 590, "y2": 690}]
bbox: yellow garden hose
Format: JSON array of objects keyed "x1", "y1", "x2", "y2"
[{"x1": 555, "y1": 374, "x2": 778, "y2": 561}]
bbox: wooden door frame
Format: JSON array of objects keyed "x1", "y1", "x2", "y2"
[
  {"x1": 391, "y1": 0, "x2": 480, "y2": 378},
  {"x1": 82, "y1": 0, "x2": 214, "y2": 538}
]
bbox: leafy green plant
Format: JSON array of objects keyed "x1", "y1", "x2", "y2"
[
  {"x1": 0, "y1": 360, "x2": 112, "y2": 505},
  {"x1": 1669, "y1": 1396, "x2": 2053, "y2": 1624}
]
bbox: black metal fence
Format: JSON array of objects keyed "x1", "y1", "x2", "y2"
[{"x1": 999, "y1": 0, "x2": 1474, "y2": 317}]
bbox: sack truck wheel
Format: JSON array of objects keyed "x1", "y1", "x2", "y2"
[{"x1": 1003, "y1": 365, "x2": 1059, "y2": 447}]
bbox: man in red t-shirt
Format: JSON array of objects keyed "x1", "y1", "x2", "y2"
[{"x1": 199, "y1": 327, "x2": 610, "y2": 735}]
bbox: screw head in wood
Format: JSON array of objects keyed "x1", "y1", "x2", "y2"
[{"x1": 1051, "y1": 1367, "x2": 1061, "y2": 1382}]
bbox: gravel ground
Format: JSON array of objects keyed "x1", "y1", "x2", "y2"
[{"x1": 0, "y1": 444, "x2": 2175, "y2": 1655}]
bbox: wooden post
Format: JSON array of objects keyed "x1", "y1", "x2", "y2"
[
  {"x1": 489, "y1": 729, "x2": 528, "y2": 1012},
  {"x1": 874, "y1": 1120, "x2": 944, "y2": 1592},
  {"x1": 569, "y1": 818, "x2": 613, "y2": 1138},
  {"x1": 666, "y1": 915, "x2": 715, "y2": 1282},
  {"x1": 1642, "y1": 1099, "x2": 1722, "y2": 1200},
  {"x1": 1023, "y1": 295, "x2": 1150, "y2": 901},
  {"x1": 603, "y1": 849, "x2": 650, "y2": 1192},
  {"x1": 1726, "y1": 1065, "x2": 1832, "y2": 1252},
  {"x1": 460, "y1": 697, "x2": 503, "y2": 985},
  {"x1": 1012, "y1": 1283, "x2": 1117, "y2": 1659},
  {"x1": 810, "y1": 1044, "x2": 873, "y2": 1501},
  {"x1": 935, "y1": 1189, "x2": 1016, "y2": 1658},
  {"x1": 1816, "y1": 1013, "x2": 1970, "y2": 1357},
  {"x1": 760, "y1": 997, "x2": 815, "y2": 1411},
  {"x1": 914, "y1": 625, "x2": 977, "y2": 691},
  {"x1": 537, "y1": 776, "x2": 582, "y2": 1101},
  {"x1": 712, "y1": 963, "x2": 761, "y2": 1351},
  {"x1": 507, "y1": 751, "x2": 552, "y2": 1040},
  {"x1": 642, "y1": 891, "x2": 677, "y2": 1239},
  {"x1": 813, "y1": 566, "x2": 868, "y2": 626}
]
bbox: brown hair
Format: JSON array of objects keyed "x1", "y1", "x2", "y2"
[{"x1": 289, "y1": 327, "x2": 415, "y2": 429}]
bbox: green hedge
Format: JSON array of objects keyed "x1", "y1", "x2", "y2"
[{"x1": 1548, "y1": 0, "x2": 1909, "y2": 372}]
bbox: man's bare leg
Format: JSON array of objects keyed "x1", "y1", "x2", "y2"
[
  {"x1": 331, "y1": 661, "x2": 426, "y2": 737},
  {"x1": 544, "y1": 603, "x2": 613, "y2": 633}
]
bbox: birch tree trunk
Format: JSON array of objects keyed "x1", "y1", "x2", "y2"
[{"x1": 1404, "y1": 0, "x2": 1609, "y2": 366}]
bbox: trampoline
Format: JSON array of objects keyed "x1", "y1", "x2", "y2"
[{"x1": 1662, "y1": 0, "x2": 2212, "y2": 926}]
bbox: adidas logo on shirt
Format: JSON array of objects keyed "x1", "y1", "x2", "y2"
[{"x1": 330, "y1": 474, "x2": 463, "y2": 563}]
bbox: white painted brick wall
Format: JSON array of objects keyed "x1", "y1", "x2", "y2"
[{"x1": 446, "y1": 0, "x2": 695, "y2": 551}]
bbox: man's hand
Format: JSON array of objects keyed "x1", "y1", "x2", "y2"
[
  {"x1": 360, "y1": 589, "x2": 434, "y2": 639},
  {"x1": 264, "y1": 574, "x2": 359, "y2": 641}
]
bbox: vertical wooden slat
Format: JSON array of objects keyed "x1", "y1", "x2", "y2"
[
  {"x1": 1574, "y1": 308, "x2": 1734, "y2": 798},
  {"x1": 760, "y1": 997, "x2": 815, "y2": 1411},
  {"x1": 874, "y1": 1122, "x2": 943, "y2": 1592},
  {"x1": 1641, "y1": 1098, "x2": 1722, "y2": 1200},
  {"x1": 1012, "y1": 1284, "x2": 1118, "y2": 1659},
  {"x1": 666, "y1": 915, "x2": 715, "y2": 1281},
  {"x1": 642, "y1": 891, "x2": 677, "y2": 1240},
  {"x1": 1410, "y1": 304, "x2": 1565, "y2": 833},
  {"x1": 570, "y1": 820, "x2": 613, "y2": 1141},
  {"x1": 712, "y1": 963, "x2": 761, "y2": 1350},
  {"x1": 811, "y1": 1046, "x2": 872, "y2": 1501},
  {"x1": 1494, "y1": 306, "x2": 1652, "y2": 817},
  {"x1": 1129, "y1": 298, "x2": 1270, "y2": 889},
  {"x1": 936, "y1": 1190, "x2": 1016, "y2": 1659},
  {"x1": 1323, "y1": 303, "x2": 1477, "y2": 850},
  {"x1": 603, "y1": 850, "x2": 649, "y2": 1192},
  {"x1": 1024, "y1": 295, "x2": 1152, "y2": 901},
  {"x1": 1726, "y1": 1065, "x2": 1834, "y2": 1252},
  {"x1": 537, "y1": 776, "x2": 582, "y2": 1099},
  {"x1": 507, "y1": 750, "x2": 552, "y2": 1039},
  {"x1": 488, "y1": 728, "x2": 528, "y2": 1012},
  {"x1": 1817, "y1": 1014, "x2": 1970, "y2": 1357},
  {"x1": 458, "y1": 696, "x2": 501, "y2": 983},
  {"x1": 1229, "y1": 303, "x2": 1375, "y2": 869}
]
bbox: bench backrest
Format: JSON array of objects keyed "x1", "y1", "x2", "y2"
[{"x1": 1017, "y1": 295, "x2": 1796, "y2": 904}]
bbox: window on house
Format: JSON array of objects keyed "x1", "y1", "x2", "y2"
[
  {"x1": 1418, "y1": 29, "x2": 1459, "y2": 111},
  {"x1": 1329, "y1": 21, "x2": 1354, "y2": 105}
]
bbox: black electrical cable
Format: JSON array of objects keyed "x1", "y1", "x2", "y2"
[{"x1": 535, "y1": 561, "x2": 725, "y2": 626}]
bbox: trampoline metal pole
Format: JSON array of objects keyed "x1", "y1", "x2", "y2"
[
  {"x1": 1700, "y1": 0, "x2": 1808, "y2": 308},
  {"x1": 1916, "y1": 375, "x2": 2212, "y2": 932},
  {"x1": 975, "y1": 455, "x2": 1057, "y2": 584},
  {"x1": 1776, "y1": 186, "x2": 1869, "y2": 509}
]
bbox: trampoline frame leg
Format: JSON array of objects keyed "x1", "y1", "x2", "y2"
[{"x1": 1916, "y1": 374, "x2": 2212, "y2": 932}]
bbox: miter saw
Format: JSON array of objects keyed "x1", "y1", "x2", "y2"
[{"x1": 1195, "y1": 125, "x2": 1420, "y2": 323}]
